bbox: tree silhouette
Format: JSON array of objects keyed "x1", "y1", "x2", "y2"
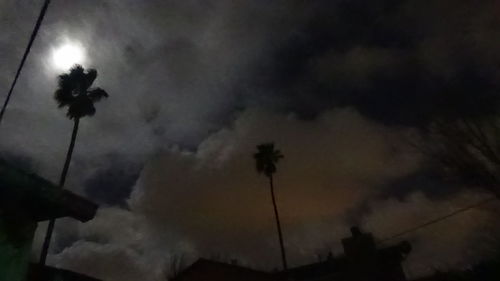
[
  {"x1": 39, "y1": 65, "x2": 108, "y2": 265},
  {"x1": 165, "y1": 254, "x2": 186, "y2": 281},
  {"x1": 415, "y1": 116, "x2": 500, "y2": 199},
  {"x1": 254, "y1": 143, "x2": 288, "y2": 271}
]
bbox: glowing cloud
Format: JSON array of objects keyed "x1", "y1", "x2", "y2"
[{"x1": 51, "y1": 41, "x2": 86, "y2": 71}]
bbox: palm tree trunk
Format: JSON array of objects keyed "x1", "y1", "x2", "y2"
[
  {"x1": 269, "y1": 174, "x2": 288, "y2": 271},
  {"x1": 58, "y1": 118, "x2": 80, "y2": 187},
  {"x1": 39, "y1": 118, "x2": 80, "y2": 265}
]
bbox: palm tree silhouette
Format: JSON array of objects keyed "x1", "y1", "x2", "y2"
[
  {"x1": 39, "y1": 65, "x2": 108, "y2": 265},
  {"x1": 254, "y1": 143, "x2": 288, "y2": 271}
]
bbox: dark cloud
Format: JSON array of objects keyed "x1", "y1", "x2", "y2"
[
  {"x1": 377, "y1": 169, "x2": 460, "y2": 200},
  {"x1": 84, "y1": 157, "x2": 142, "y2": 206},
  {"x1": 243, "y1": 0, "x2": 500, "y2": 124}
]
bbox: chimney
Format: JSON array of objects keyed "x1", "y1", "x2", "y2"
[
  {"x1": 350, "y1": 226, "x2": 362, "y2": 237},
  {"x1": 327, "y1": 251, "x2": 333, "y2": 260},
  {"x1": 342, "y1": 226, "x2": 376, "y2": 260}
]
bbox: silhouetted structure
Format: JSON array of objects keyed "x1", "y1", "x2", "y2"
[
  {"x1": 173, "y1": 227, "x2": 411, "y2": 281},
  {"x1": 28, "y1": 264, "x2": 101, "y2": 281},
  {"x1": 0, "y1": 160, "x2": 100, "y2": 281},
  {"x1": 171, "y1": 259, "x2": 275, "y2": 281},
  {"x1": 286, "y1": 227, "x2": 411, "y2": 281},
  {"x1": 411, "y1": 255, "x2": 500, "y2": 281}
]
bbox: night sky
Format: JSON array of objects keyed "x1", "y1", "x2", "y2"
[{"x1": 1, "y1": 1, "x2": 500, "y2": 280}]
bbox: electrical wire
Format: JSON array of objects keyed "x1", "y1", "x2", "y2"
[
  {"x1": 379, "y1": 196, "x2": 497, "y2": 244},
  {"x1": 0, "y1": 0, "x2": 51, "y2": 125}
]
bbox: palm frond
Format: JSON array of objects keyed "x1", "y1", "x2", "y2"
[
  {"x1": 69, "y1": 65, "x2": 84, "y2": 76},
  {"x1": 57, "y1": 73, "x2": 72, "y2": 90},
  {"x1": 255, "y1": 156, "x2": 266, "y2": 173},
  {"x1": 87, "y1": 87, "x2": 109, "y2": 101},
  {"x1": 54, "y1": 88, "x2": 75, "y2": 108},
  {"x1": 254, "y1": 142, "x2": 283, "y2": 177},
  {"x1": 85, "y1": 69, "x2": 97, "y2": 89},
  {"x1": 54, "y1": 65, "x2": 107, "y2": 120},
  {"x1": 67, "y1": 97, "x2": 95, "y2": 119},
  {"x1": 68, "y1": 65, "x2": 85, "y2": 85}
]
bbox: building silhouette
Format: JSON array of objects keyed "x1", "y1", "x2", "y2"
[
  {"x1": 0, "y1": 160, "x2": 101, "y2": 281},
  {"x1": 173, "y1": 226, "x2": 412, "y2": 281}
]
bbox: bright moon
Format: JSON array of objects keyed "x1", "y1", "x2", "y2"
[{"x1": 51, "y1": 42, "x2": 86, "y2": 71}]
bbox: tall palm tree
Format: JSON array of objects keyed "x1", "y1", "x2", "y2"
[
  {"x1": 253, "y1": 142, "x2": 287, "y2": 271},
  {"x1": 39, "y1": 65, "x2": 108, "y2": 265}
]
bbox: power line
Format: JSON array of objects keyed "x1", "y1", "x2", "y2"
[
  {"x1": 379, "y1": 196, "x2": 497, "y2": 244},
  {"x1": 0, "y1": 0, "x2": 52, "y2": 125}
]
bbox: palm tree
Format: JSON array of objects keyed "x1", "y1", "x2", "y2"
[
  {"x1": 39, "y1": 65, "x2": 108, "y2": 265},
  {"x1": 253, "y1": 142, "x2": 287, "y2": 271}
]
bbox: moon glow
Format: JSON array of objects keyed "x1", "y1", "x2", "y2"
[{"x1": 51, "y1": 42, "x2": 86, "y2": 71}]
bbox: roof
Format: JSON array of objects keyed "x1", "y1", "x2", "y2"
[
  {"x1": 172, "y1": 259, "x2": 276, "y2": 281},
  {"x1": 172, "y1": 228, "x2": 412, "y2": 281},
  {"x1": 286, "y1": 241, "x2": 411, "y2": 281},
  {"x1": 0, "y1": 160, "x2": 97, "y2": 222},
  {"x1": 285, "y1": 257, "x2": 349, "y2": 281},
  {"x1": 28, "y1": 264, "x2": 102, "y2": 281}
]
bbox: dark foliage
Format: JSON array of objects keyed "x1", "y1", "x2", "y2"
[
  {"x1": 55, "y1": 65, "x2": 108, "y2": 120},
  {"x1": 416, "y1": 116, "x2": 500, "y2": 197},
  {"x1": 253, "y1": 143, "x2": 284, "y2": 177}
]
